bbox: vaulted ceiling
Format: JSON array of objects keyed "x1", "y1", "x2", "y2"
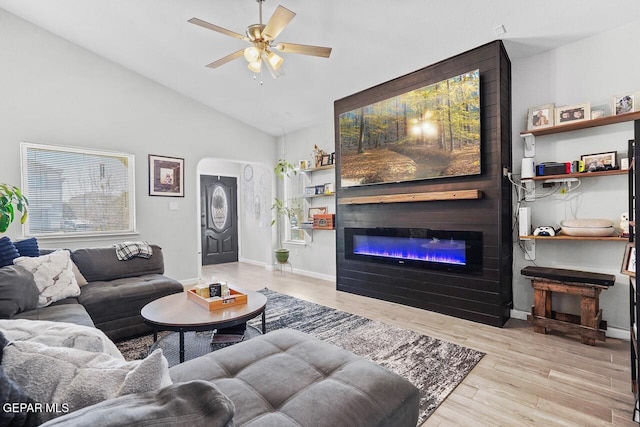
[{"x1": 1, "y1": 0, "x2": 638, "y2": 136}]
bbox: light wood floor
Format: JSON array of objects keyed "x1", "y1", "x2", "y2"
[{"x1": 203, "y1": 262, "x2": 636, "y2": 426}]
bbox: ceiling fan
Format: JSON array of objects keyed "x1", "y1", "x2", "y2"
[{"x1": 188, "y1": 0, "x2": 332, "y2": 79}]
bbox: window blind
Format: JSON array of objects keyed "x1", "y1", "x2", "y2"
[{"x1": 21, "y1": 142, "x2": 136, "y2": 237}]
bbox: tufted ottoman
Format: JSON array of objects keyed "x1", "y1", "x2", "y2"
[{"x1": 169, "y1": 328, "x2": 420, "y2": 426}]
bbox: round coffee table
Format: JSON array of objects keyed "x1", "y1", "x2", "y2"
[{"x1": 141, "y1": 287, "x2": 267, "y2": 363}]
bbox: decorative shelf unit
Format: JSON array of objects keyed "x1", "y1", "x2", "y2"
[
  {"x1": 295, "y1": 163, "x2": 336, "y2": 239},
  {"x1": 518, "y1": 111, "x2": 638, "y2": 261}
]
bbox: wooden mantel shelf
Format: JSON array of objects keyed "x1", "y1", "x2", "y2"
[{"x1": 338, "y1": 189, "x2": 482, "y2": 205}]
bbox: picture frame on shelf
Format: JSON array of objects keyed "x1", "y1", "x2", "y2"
[
  {"x1": 149, "y1": 154, "x2": 184, "y2": 197},
  {"x1": 621, "y1": 242, "x2": 636, "y2": 277},
  {"x1": 527, "y1": 103, "x2": 554, "y2": 130},
  {"x1": 580, "y1": 151, "x2": 617, "y2": 172},
  {"x1": 324, "y1": 182, "x2": 335, "y2": 194},
  {"x1": 315, "y1": 184, "x2": 326, "y2": 195},
  {"x1": 299, "y1": 160, "x2": 308, "y2": 170},
  {"x1": 613, "y1": 93, "x2": 636, "y2": 115},
  {"x1": 320, "y1": 154, "x2": 332, "y2": 166},
  {"x1": 308, "y1": 206, "x2": 327, "y2": 222},
  {"x1": 304, "y1": 186, "x2": 316, "y2": 196},
  {"x1": 591, "y1": 109, "x2": 606, "y2": 119},
  {"x1": 555, "y1": 103, "x2": 590, "y2": 125}
]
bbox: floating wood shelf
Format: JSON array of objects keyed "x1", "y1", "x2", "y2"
[
  {"x1": 520, "y1": 234, "x2": 626, "y2": 241},
  {"x1": 520, "y1": 111, "x2": 640, "y2": 137},
  {"x1": 338, "y1": 189, "x2": 481, "y2": 205},
  {"x1": 528, "y1": 169, "x2": 627, "y2": 181},
  {"x1": 300, "y1": 164, "x2": 335, "y2": 173}
]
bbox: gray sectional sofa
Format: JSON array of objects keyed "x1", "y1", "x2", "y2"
[
  {"x1": 0, "y1": 244, "x2": 420, "y2": 426},
  {"x1": 5, "y1": 244, "x2": 184, "y2": 341}
]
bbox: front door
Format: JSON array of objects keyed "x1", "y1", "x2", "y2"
[{"x1": 201, "y1": 175, "x2": 238, "y2": 265}]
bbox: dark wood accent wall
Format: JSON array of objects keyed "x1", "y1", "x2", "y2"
[{"x1": 334, "y1": 41, "x2": 512, "y2": 327}]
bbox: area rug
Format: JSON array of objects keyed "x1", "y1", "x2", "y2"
[{"x1": 117, "y1": 288, "x2": 484, "y2": 424}]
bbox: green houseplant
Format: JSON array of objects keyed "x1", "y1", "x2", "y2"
[
  {"x1": 0, "y1": 184, "x2": 29, "y2": 233},
  {"x1": 271, "y1": 159, "x2": 297, "y2": 264}
]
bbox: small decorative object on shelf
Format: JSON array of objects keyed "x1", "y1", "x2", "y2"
[
  {"x1": 324, "y1": 183, "x2": 334, "y2": 194},
  {"x1": 580, "y1": 151, "x2": 617, "y2": 172},
  {"x1": 312, "y1": 144, "x2": 327, "y2": 168},
  {"x1": 621, "y1": 212, "x2": 630, "y2": 237},
  {"x1": 613, "y1": 92, "x2": 637, "y2": 115},
  {"x1": 527, "y1": 103, "x2": 554, "y2": 130},
  {"x1": 313, "y1": 214, "x2": 335, "y2": 230},
  {"x1": 555, "y1": 103, "x2": 590, "y2": 126},
  {"x1": 308, "y1": 207, "x2": 327, "y2": 222},
  {"x1": 621, "y1": 242, "x2": 636, "y2": 277}
]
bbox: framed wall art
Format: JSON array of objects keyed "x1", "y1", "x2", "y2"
[
  {"x1": 621, "y1": 242, "x2": 636, "y2": 277},
  {"x1": 527, "y1": 103, "x2": 554, "y2": 130},
  {"x1": 555, "y1": 103, "x2": 590, "y2": 125},
  {"x1": 149, "y1": 154, "x2": 184, "y2": 197}
]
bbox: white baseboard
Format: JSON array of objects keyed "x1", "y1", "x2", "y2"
[
  {"x1": 510, "y1": 308, "x2": 629, "y2": 341},
  {"x1": 239, "y1": 257, "x2": 267, "y2": 268},
  {"x1": 179, "y1": 278, "x2": 199, "y2": 288},
  {"x1": 264, "y1": 263, "x2": 335, "y2": 283}
]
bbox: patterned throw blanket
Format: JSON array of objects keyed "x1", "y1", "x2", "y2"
[{"x1": 113, "y1": 241, "x2": 153, "y2": 261}]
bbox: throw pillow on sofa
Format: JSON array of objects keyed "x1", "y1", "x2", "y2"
[
  {"x1": 0, "y1": 265, "x2": 39, "y2": 319},
  {"x1": 13, "y1": 250, "x2": 80, "y2": 308},
  {"x1": 0, "y1": 319, "x2": 123, "y2": 360},
  {"x1": 0, "y1": 236, "x2": 20, "y2": 268},
  {"x1": 13, "y1": 237, "x2": 40, "y2": 258},
  {"x1": 2, "y1": 335, "x2": 171, "y2": 424}
]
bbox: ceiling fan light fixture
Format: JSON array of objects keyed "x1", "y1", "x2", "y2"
[
  {"x1": 244, "y1": 46, "x2": 260, "y2": 62},
  {"x1": 247, "y1": 59, "x2": 262, "y2": 73},
  {"x1": 262, "y1": 52, "x2": 284, "y2": 79},
  {"x1": 266, "y1": 50, "x2": 284, "y2": 70}
]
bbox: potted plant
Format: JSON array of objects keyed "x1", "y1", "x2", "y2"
[
  {"x1": 271, "y1": 159, "x2": 297, "y2": 263},
  {"x1": 0, "y1": 183, "x2": 28, "y2": 233}
]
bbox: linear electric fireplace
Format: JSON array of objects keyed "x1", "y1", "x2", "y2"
[{"x1": 345, "y1": 228, "x2": 482, "y2": 274}]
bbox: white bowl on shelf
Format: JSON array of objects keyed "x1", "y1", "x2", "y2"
[{"x1": 560, "y1": 218, "x2": 615, "y2": 237}]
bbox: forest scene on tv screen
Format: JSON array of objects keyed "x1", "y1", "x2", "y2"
[{"x1": 339, "y1": 69, "x2": 480, "y2": 187}]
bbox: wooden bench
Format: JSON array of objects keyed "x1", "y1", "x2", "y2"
[{"x1": 521, "y1": 266, "x2": 615, "y2": 345}]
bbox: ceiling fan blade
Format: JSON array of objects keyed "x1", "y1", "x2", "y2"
[
  {"x1": 275, "y1": 42, "x2": 332, "y2": 58},
  {"x1": 205, "y1": 49, "x2": 245, "y2": 69},
  {"x1": 262, "y1": 5, "x2": 295, "y2": 41},
  {"x1": 188, "y1": 17, "x2": 248, "y2": 41}
]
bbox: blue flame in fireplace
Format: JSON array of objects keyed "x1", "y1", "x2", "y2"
[{"x1": 353, "y1": 235, "x2": 466, "y2": 265}]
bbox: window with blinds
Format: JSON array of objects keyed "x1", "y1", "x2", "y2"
[
  {"x1": 20, "y1": 142, "x2": 136, "y2": 237},
  {"x1": 284, "y1": 171, "x2": 305, "y2": 243}
]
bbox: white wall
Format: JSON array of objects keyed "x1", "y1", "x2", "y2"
[
  {"x1": 511, "y1": 19, "x2": 640, "y2": 330},
  {"x1": 0, "y1": 9, "x2": 276, "y2": 282},
  {"x1": 278, "y1": 124, "x2": 337, "y2": 280}
]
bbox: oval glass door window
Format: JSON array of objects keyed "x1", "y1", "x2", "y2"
[{"x1": 211, "y1": 185, "x2": 228, "y2": 231}]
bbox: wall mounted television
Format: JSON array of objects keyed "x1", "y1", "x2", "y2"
[{"x1": 338, "y1": 69, "x2": 480, "y2": 187}]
